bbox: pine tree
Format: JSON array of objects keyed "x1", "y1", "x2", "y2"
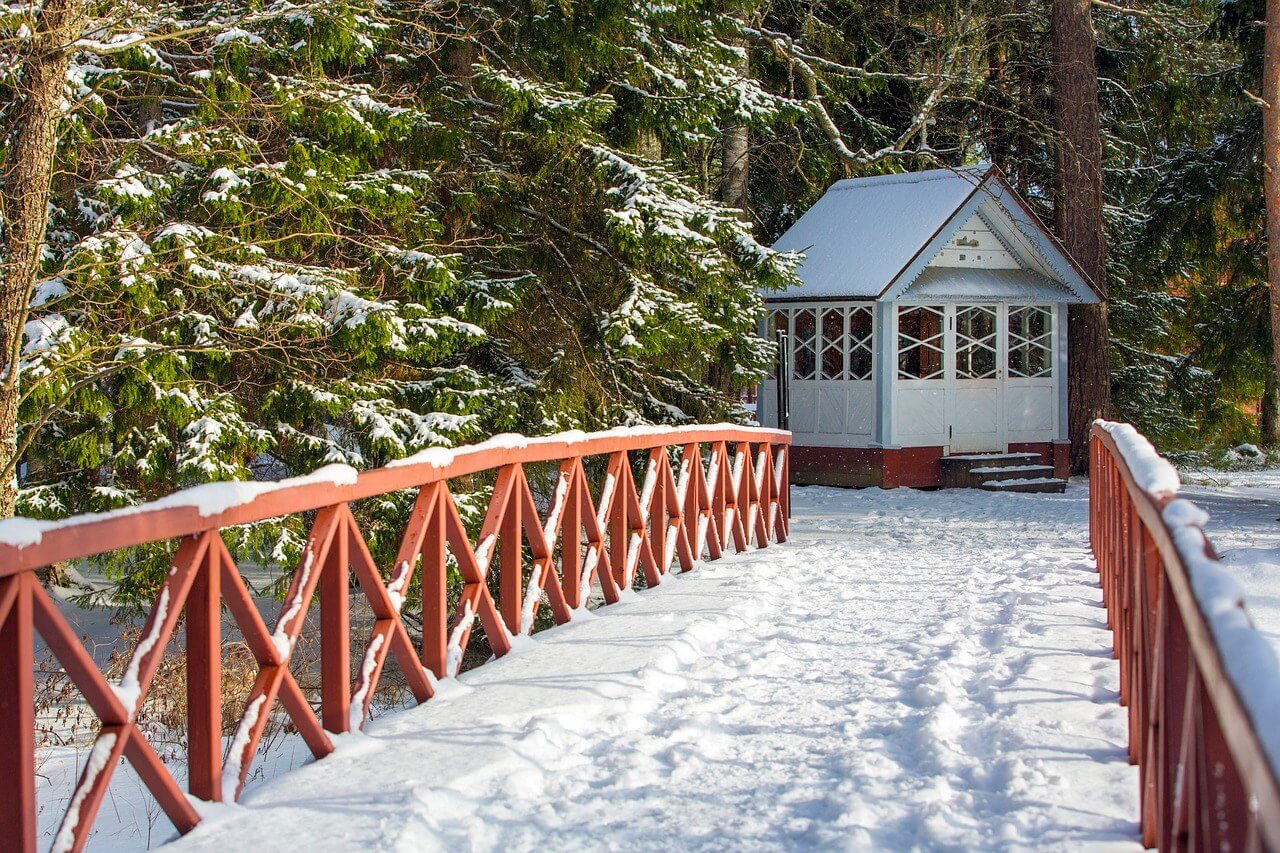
[{"x1": 1, "y1": 0, "x2": 802, "y2": 601}]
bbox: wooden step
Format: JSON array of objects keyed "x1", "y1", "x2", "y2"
[
  {"x1": 939, "y1": 453, "x2": 1043, "y2": 489},
  {"x1": 979, "y1": 477, "x2": 1067, "y2": 494},
  {"x1": 967, "y1": 464, "x2": 1055, "y2": 484},
  {"x1": 942, "y1": 452, "x2": 1041, "y2": 463}
]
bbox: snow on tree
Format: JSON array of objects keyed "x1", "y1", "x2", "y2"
[{"x1": 1, "y1": 0, "x2": 800, "y2": 600}]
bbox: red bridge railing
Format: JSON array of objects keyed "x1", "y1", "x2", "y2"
[
  {"x1": 0, "y1": 424, "x2": 791, "y2": 852},
  {"x1": 1090, "y1": 421, "x2": 1280, "y2": 850}
]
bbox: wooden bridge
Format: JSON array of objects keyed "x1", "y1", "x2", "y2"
[{"x1": 0, "y1": 423, "x2": 1277, "y2": 850}]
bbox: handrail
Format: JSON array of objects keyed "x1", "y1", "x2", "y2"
[
  {"x1": 1090, "y1": 421, "x2": 1280, "y2": 851},
  {"x1": 0, "y1": 424, "x2": 792, "y2": 852}
]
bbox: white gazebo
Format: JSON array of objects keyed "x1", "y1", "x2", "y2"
[{"x1": 758, "y1": 164, "x2": 1102, "y2": 489}]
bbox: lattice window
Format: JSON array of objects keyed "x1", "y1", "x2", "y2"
[
  {"x1": 897, "y1": 306, "x2": 944, "y2": 380},
  {"x1": 847, "y1": 306, "x2": 874, "y2": 380},
  {"x1": 820, "y1": 308, "x2": 845, "y2": 379},
  {"x1": 1008, "y1": 305, "x2": 1052, "y2": 378},
  {"x1": 955, "y1": 305, "x2": 998, "y2": 379},
  {"x1": 769, "y1": 310, "x2": 787, "y2": 338},
  {"x1": 792, "y1": 309, "x2": 817, "y2": 379},
  {"x1": 766, "y1": 305, "x2": 873, "y2": 381}
]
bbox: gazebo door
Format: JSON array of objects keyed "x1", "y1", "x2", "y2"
[{"x1": 948, "y1": 304, "x2": 1004, "y2": 452}]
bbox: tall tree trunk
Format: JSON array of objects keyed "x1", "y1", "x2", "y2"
[
  {"x1": 0, "y1": 0, "x2": 85, "y2": 517},
  {"x1": 709, "y1": 43, "x2": 751, "y2": 401},
  {"x1": 1263, "y1": 371, "x2": 1279, "y2": 444},
  {"x1": 635, "y1": 127, "x2": 663, "y2": 161},
  {"x1": 1051, "y1": 0, "x2": 1111, "y2": 474},
  {"x1": 1265, "y1": 0, "x2": 1280, "y2": 446},
  {"x1": 720, "y1": 45, "x2": 750, "y2": 221},
  {"x1": 443, "y1": 39, "x2": 475, "y2": 91}
]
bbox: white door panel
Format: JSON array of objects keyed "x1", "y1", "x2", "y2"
[
  {"x1": 846, "y1": 385, "x2": 875, "y2": 436},
  {"x1": 947, "y1": 304, "x2": 1003, "y2": 453},
  {"x1": 950, "y1": 387, "x2": 1002, "y2": 452},
  {"x1": 760, "y1": 381, "x2": 778, "y2": 427},
  {"x1": 896, "y1": 388, "x2": 947, "y2": 440},
  {"x1": 1005, "y1": 384, "x2": 1055, "y2": 434},
  {"x1": 817, "y1": 388, "x2": 845, "y2": 433},
  {"x1": 790, "y1": 384, "x2": 817, "y2": 434}
]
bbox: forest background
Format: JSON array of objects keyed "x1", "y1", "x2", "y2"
[{"x1": 0, "y1": 0, "x2": 1274, "y2": 580}]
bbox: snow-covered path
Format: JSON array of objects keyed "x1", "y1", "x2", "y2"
[{"x1": 176, "y1": 485, "x2": 1139, "y2": 851}]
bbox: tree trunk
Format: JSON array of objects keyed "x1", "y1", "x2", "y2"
[
  {"x1": 720, "y1": 45, "x2": 750, "y2": 221},
  {"x1": 1051, "y1": 0, "x2": 1111, "y2": 474},
  {"x1": 1265, "y1": 0, "x2": 1280, "y2": 447},
  {"x1": 0, "y1": 0, "x2": 86, "y2": 517},
  {"x1": 443, "y1": 39, "x2": 475, "y2": 91},
  {"x1": 721, "y1": 121, "x2": 749, "y2": 218},
  {"x1": 1263, "y1": 371, "x2": 1279, "y2": 444},
  {"x1": 635, "y1": 127, "x2": 663, "y2": 161}
]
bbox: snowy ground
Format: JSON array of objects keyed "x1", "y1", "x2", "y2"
[
  {"x1": 1178, "y1": 469, "x2": 1280, "y2": 656},
  {"x1": 166, "y1": 484, "x2": 1140, "y2": 852}
]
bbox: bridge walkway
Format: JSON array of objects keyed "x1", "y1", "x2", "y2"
[{"x1": 175, "y1": 485, "x2": 1139, "y2": 851}]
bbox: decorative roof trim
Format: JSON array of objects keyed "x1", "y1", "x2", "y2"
[
  {"x1": 871, "y1": 165, "x2": 993, "y2": 301},
  {"x1": 876, "y1": 168, "x2": 1101, "y2": 304},
  {"x1": 983, "y1": 166, "x2": 1104, "y2": 300}
]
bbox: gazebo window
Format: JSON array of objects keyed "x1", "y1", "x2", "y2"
[
  {"x1": 955, "y1": 305, "x2": 998, "y2": 379},
  {"x1": 766, "y1": 305, "x2": 875, "y2": 381},
  {"x1": 820, "y1": 309, "x2": 844, "y2": 379},
  {"x1": 793, "y1": 309, "x2": 817, "y2": 379},
  {"x1": 847, "y1": 307, "x2": 874, "y2": 379},
  {"x1": 897, "y1": 306, "x2": 944, "y2": 380},
  {"x1": 1008, "y1": 305, "x2": 1052, "y2": 378},
  {"x1": 770, "y1": 310, "x2": 787, "y2": 339}
]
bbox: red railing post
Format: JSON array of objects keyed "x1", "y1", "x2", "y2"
[
  {"x1": 0, "y1": 574, "x2": 35, "y2": 853},
  {"x1": 500, "y1": 465, "x2": 524, "y2": 631},
  {"x1": 187, "y1": 540, "x2": 222, "y2": 801},
  {"x1": 320, "y1": 508, "x2": 351, "y2": 734},
  {"x1": 561, "y1": 460, "x2": 583, "y2": 609},
  {"x1": 422, "y1": 484, "x2": 448, "y2": 679}
]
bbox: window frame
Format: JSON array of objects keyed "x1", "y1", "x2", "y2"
[
  {"x1": 764, "y1": 302, "x2": 876, "y2": 382},
  {"x1": 1006, "y1": 304, "x2": 1054, "y2": 379}
]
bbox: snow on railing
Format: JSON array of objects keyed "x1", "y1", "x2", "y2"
[
  {"x1": 0, "y1": 424, "x2": 791, "y2": 853},
  {"x1": 1091, "y1": 420, "x2": 1280, "y2": 850}
]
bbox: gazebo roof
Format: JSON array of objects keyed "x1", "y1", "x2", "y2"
[{"x1": 769, "y1": 165, "x2": 1102, "y2": 304}]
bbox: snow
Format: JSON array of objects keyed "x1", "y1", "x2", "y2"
[
  {"x1": 22, "y1": 314, "x2": 72, "y2": 356},
  {"x1": 0, "y1": 463, "x2": 359, "y2": 549},
  {"x1": 350, "y1": 634, "x2": 386, "y2": 731},
  {"x1": 386, "y1": 560, "x2": 412, "y2": 612},
  {"x1": 945, "y1": 453, "x2": 1039, "y2": 461},
  {"x1": 51, "y1": 732, "x2": 118, "y2": 853},
  {"x1": 1176, "y1": 469, "x2": 1280, "y2": 655},
  {"x1": 222, "y1": 695, "x2": 269, "y2": 797},
  {"x1": 385, "y1": 424, "x2": 786, "y2": 471},
  {"x1": 30, "y1": 278, "x2": 68, "y2": 307},
  {"x1": 1104, "y1": 440, "x2": 1280, "y2": 774},
  {"x1": 1161, "y1": 497, "x2": 1280, "y2": 772},
  {"x1": 770, "y1": 166, "x2": 1098, "y2": 304},
  {"x1": 272, "y1": 549, "x2": 316, "y2": 660},
  {"x1": 1097, "y1": 420, "x2": 1181, "y2": 495},
  {"x1": 172, "y1": 485, "x2": 1139, "y2": 851},
  {"x1": 445, "y1": 599, "x2": 477, "y2": 678}
]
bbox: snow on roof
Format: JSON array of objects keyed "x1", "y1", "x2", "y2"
[
  {"x1": 769, "y1": 165, "x2": 1101, "y2": 303},
  {"x1": 771, "y1": 166, "x2": 987, "y2": 300}
]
